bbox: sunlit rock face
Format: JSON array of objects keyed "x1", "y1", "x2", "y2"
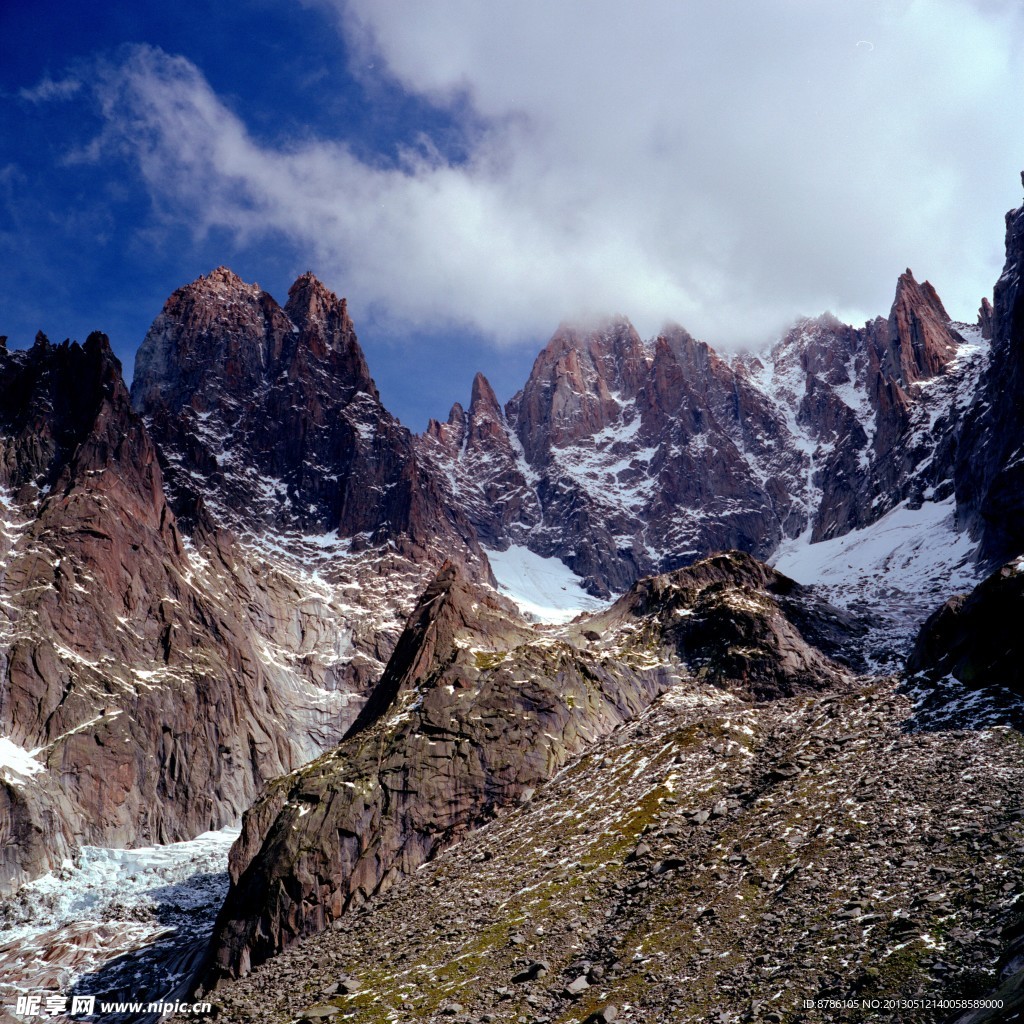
[{"x1": 0, "y1": 333, "x2": 323, "y2": 892}]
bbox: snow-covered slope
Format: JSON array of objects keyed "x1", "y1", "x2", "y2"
[
  {"x1": 772, "y1": 497, "x2": 982, "y2": 666},
  {"x1": 484, "y1": 545, "x2": 608, "y2": 623}
]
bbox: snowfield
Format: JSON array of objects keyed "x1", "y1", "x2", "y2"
[
  {"x1": 772, "y1": 496, "x2": 982, "y2": 663},
  {"x1": 772, "y1": 497, "x2": 977, "y2": 599},
  {"x1": 0, "y1": 736, "x2": 46, "y2": 785},
  {"x1": 484, "y1": 544, "x2": 609, "y2": 624}
]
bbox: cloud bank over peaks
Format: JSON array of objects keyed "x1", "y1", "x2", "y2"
[{"x1": 78, "y1": 1, "x2": 1024, "y2": 349}]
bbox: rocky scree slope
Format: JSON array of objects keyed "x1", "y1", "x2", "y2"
[
  {"x1": 201, "y1": 551, "x2": 860, "y2": 985},
  {"x1": 419, "y1": 270, "x2": 977, "y2": 597},
  {"x1": 0, "y1": 332, "x2": 360, "y2": 895},
  {"x1": 196, "y1": 567, "x2": 1024, "y2": 1024}
]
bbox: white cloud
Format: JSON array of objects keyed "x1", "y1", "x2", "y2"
[
  {"x1": 19, "y1": 76, "x2": 82, "y2": 103},
  {"x1": 87, "y1": 1, "x2": 1024, "y2": 348}
]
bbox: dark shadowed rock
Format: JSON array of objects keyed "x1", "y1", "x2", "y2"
[
  {"x1": 956, "y1": 188, "x2": 1024, "y2": 564},
  {"x1": 907, "y1": 561, "x2": 1024, "y2": 694}
]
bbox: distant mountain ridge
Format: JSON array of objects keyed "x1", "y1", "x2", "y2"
[{"x1": 422, "y1": 268, "x2": 978, "y2": 596}]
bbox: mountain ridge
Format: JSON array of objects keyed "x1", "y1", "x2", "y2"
[{"x1": 2, "y1": 180, "x2": 1024, "y2": 1024}]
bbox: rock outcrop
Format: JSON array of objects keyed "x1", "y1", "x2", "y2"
[
  {"x1": 202, "y1": 551, "x2": 857, "y2": 983},
  {"x1": 956, "y1": 187, "x2": 1024, "y2": 564},
  {"x1": 907, "y1": 560, "x2": 1024, "y2": 695}
]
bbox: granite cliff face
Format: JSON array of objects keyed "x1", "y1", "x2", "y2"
[
  {"x1": 421, "y1": 269, "x2": 976, "y2": 596},
  {"x1": 0, "y1": 334, "x2": 355, "y2": 893},
  {"x1": 956, "y1": 187, "x2": 1024, "y2": 564}
]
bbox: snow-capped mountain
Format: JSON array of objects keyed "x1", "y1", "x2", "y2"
[
  {"x1": 3, "y1": 180, "x2": 1024, "y2": 1023},
  {"x1": 421, "y1": 268, "x2": 981, "y2": 600}
]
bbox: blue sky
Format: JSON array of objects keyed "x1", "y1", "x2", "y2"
[{"x1": 2, "y1": 1, "x2": 1024, "y2": 429}]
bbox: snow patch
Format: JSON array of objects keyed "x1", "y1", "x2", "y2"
[
  {"x1": 772, "y1": 498, "x2": 975, "y2": 596},
  {"x1": 0, "y1": 736, "x2": 45, "y2": 784},
  {"x1": 485, "y1": 545, "x2": 608, "y2": 624},
  {"x1": 771, "y1": 497, "x2": 981, "y2": 659}
]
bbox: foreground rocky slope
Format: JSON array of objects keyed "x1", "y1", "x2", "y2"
[
  {"x1": 196, "y1": 672, "x2": 1024, "y2": 1024},
  {"x1": 185, "y1": 555, "x2": 1024, "y2": 1024},
  {"x1": 201, "y1": 552, "x2": 860, "y2": 984}
]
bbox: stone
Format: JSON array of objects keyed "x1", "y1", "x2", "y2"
[{"x1": 564, "y1": 975, "x2": 590, "y2": 997}]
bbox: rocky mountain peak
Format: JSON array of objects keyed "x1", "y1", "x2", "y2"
[
  {"x1": 132, "y1": 268, "x2": 289, "y2": 416},
  {"x1": 285, "y1": 270, "x2": 345, "y2": 325},
  {"x1": 883, "y1": 268, "x2": 960, "y2": 387},
  {"x1": 344, "y1": 561, "x2": 526, "y2": 738},
  {"x1": 418, "y1": 366, "x2": 543, "y2": 548},
  {"x1": 978, "y1": 296, "x2": 995, "y2": 339},
  {"x1": 132, "y1": 267, "x2": 482, "y2": 556},
  {"x1": 0, "y1": 330, "x2": 141, "y2": 498},
  {"x1": 423, "y1": 401, "x2": 468, "y2": 451},
  {"x1": 655, "y1": 321, "x2": 722, "y2": 380},
  {"x1": 465, "y1": 372, "x2": 507, "y2": 447},
  {"x1": 205, "y1": 265, "x2": 245, "y2": 284},
  {"x1": 469, "y1": 371, "x2": 500, "y2": 417},
  {"x1": 285, "y1": 273, "x2": 376, "y2": 399},
  {"x1": 510, "y1": 317, "x2": 651, "y2": 462},
  {"x1": 193, "y1": 265, "x2": 263, "y2": 303}
]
